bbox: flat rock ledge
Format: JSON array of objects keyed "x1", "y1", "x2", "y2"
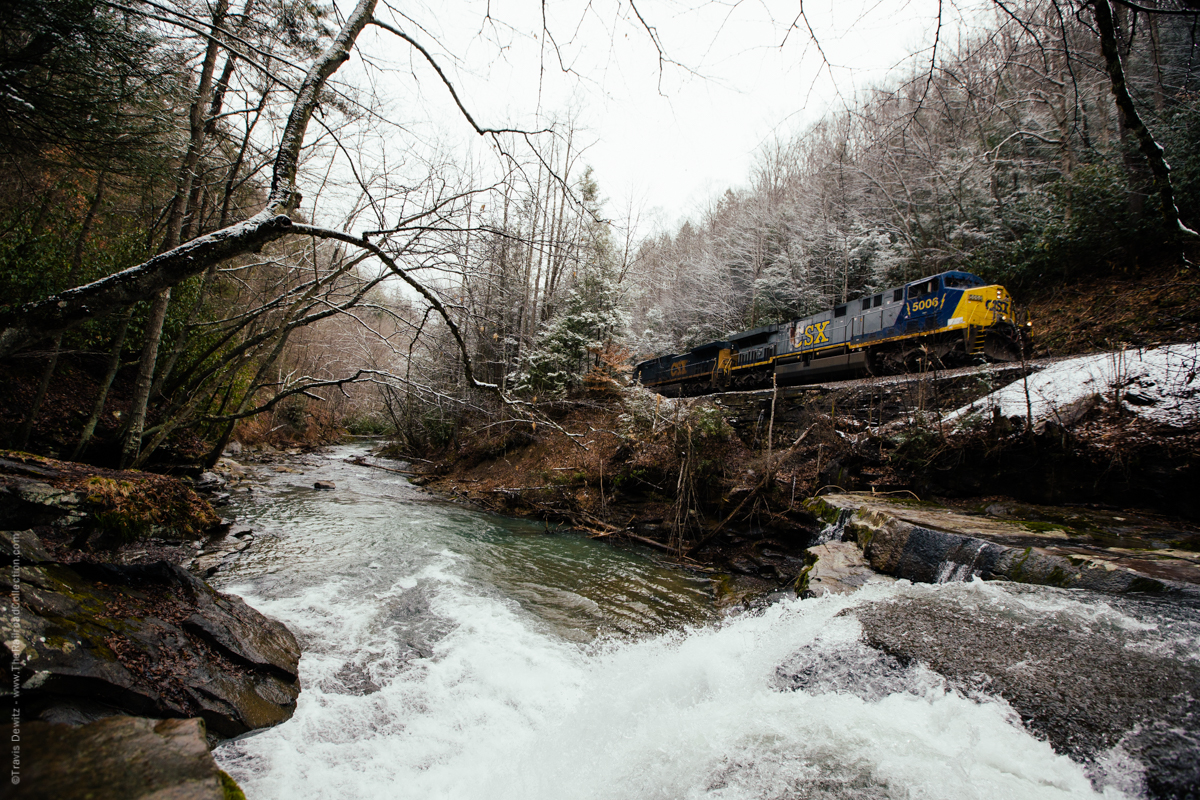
[
  {"x1": 805, "y1": 493, "x2": 1200, "y2": 596},
  {"x1": 14, "y1": 715, "x2": 244, "y2": 800},
  {"x1": 1, "y1": 533, "x2": 300, "y2": 740},
  {"x1": 846, "y1": 592, "x2": 1200, "y2": 798}
]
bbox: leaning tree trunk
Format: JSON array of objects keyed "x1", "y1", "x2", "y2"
[
  {"x1": 120, "y1": 288, "x2": 171, "y2": 467},
  {"x1": 0, "y1": 0, "x2": 379, "y2": 359},
  {"x1": 120, "y1": 0, "x2": 232, "y2": 466},
  {"x1": 1093, "y1": 0, "x2": 1199, "y2": 241}
]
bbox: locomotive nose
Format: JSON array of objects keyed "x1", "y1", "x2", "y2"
[{"x1": 986, "y1": 285, "x2": 1014, "y2": 321}]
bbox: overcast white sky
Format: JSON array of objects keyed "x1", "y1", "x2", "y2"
[
  {"x1": 337, "y1": 0, "x2": 977, "y2": 232},
  {"x1": 564, "y1": 0, "x2": 954, "y2": 226}
]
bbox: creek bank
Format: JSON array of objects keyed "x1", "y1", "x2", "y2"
[
  {"x1": 406, "y1": 355, "x2": 1200, "y2": 593},
  {"x1": 0, "y1": 452, "x2": 304, "y2": 798},
  {"x1": 712, "y1": 351, "x2": 1200, "y2": 520}
]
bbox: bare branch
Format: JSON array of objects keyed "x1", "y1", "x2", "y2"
[
  {"x1": 371, "y1": 19, "x2": 544, "y2": 137},
  {"x1": 1111, "y1": 0, "x2": 1200, "y2": 16}
]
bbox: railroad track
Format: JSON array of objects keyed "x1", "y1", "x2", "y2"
[{"x1": 691, "y1": 358, "x2": 1056, "y2": 403}]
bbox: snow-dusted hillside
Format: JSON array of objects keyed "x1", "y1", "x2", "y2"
[{"x1": 948, "y1": 344, "x2": 1200, "y2": 428}]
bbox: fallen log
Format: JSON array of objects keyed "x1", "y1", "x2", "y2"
[
  {"x1": 345, "y1": 456, "x2": 420, "y2": 475},
  {"x1": 609, "y1": 531, "x2": 676, "y2": 553}
]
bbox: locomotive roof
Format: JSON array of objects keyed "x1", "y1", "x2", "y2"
[
  {"x1": 634, "y1": 340, "x2": 732, "y2": 369},
  {"x1": 904, "y1": 269, "x2": 985, "y2": 288},
  {"x1": 726, "y1": 323, "x2": 779, "y2": 342},
  {"x1": 689, "y1": 339, "x2": 733, "y2": 353}
]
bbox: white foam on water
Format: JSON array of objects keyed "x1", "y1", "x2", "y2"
[
  {"x1": 214, "y1": 448, "x2": 1153, "y2": 799},
  {"x1": 216, "y1": 575, "x2": 1132, "y2": 800}
]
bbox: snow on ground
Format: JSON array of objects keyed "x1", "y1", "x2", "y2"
[{"x1": 947, "y1": 343, "x2": 1200, "y2": 428}]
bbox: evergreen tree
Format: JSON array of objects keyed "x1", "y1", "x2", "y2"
[
  {"x1": 515, "y1": 168, "x2": 627, "y2": 395},
  {"x1": 0, "y1": 0, "x2": 182, "y2": 169}
]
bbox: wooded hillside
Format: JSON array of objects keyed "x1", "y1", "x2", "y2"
[
  {"x1": 0, "y1": 0, "x2": 1196, "y2": 466},
  {"x1": 624, "y1": 0, "x2": 1200, "y2": 355}
]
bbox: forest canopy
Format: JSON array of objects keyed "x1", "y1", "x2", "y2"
[{"x1": 0, "y1": 0, "x2": 1195, "y2": 465}]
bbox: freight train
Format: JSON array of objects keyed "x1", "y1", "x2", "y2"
[{"x1": 633, "y1": 270, "x2": 1029, "y2": 395}]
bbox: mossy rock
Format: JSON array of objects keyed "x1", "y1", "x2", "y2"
[
  {"x1": 84, "y1": 475, "x2": 219, "y2": 543},
  {"x1": 20, "y1": 716, "x2": 246, "y2": 800},
  {"x1": 0, "y1": 451, "x2": 220, "y2": 544},
  {"x1": 2, "y1": 558, "x2": 301, "y2": 738}
]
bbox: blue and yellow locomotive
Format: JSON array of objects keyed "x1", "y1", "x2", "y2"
[{"x1": 634, "y1": 270, "x2": 1029, "y2": 394}]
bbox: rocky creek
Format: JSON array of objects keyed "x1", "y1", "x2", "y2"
[
  {"x1": 6, "y1": 443, "x2": 1198, "y2": 799},
  {"x1": 200, "y1": 444, "x2": 1197, "y2": 800}
]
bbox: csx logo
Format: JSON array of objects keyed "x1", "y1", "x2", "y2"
[
  {"x1": 986, "y1": 299, "x2": 1010, "y2": 314},
  {"x1": 909, "y1": 298, "x2": 940, "y2": 313},
  {"x1": 799, "y1": 321, "x2": 830, "y2": 346},
  {"x1": 669, "y1": 360, "x2": 688, "y2": 377}
]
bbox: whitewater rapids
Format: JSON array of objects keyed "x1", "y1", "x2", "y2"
[{"x1": 212, "y1": 446, "x2": 1161, "y2": 799}]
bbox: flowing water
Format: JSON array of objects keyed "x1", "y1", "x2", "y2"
[{"x1": 212, "y1": 445, "x2": 1190, "y2": 799}]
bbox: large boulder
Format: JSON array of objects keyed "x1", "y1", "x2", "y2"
[
  {"x1": 13, "y1": 715, "x2": 245, "y2": 800},
  {"x1": 851, "y1": 593, "x2": 1200, "y2": 799},
  {"x1": 807, "y1": 493, "x2": 1200, "y2": 596},
  {"x1": 1, "y1": 555, "x2": 299, "y2": 739}
]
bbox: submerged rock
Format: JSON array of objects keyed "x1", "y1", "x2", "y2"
[
  {"x1": 189, "y1": 534, "x2": 253, "y2": 578},
  {"x1": 313, "y1": 480, "x2": 335, "y2": 490},
  {"x1": 195, "y1": 472, "x2": 226, "y2": 491},
  {"x1": 1, "y1": 556, "x2": 300, "y2": 739},
  {"x1": 17, "y1": 715, "x2": 244, "y2": 800}
]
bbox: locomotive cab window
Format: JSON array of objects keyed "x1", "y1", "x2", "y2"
[
  {"x1": 943, "y1": 274, "x2": 984, "y2": 289},
  {"x1": 908, "y1": 279, "x2": 937, "y2": 299}
]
